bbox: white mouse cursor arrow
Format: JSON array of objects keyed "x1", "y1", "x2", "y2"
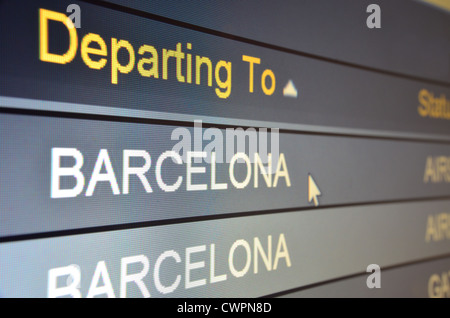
[{"x1": 308, "y1": 174, "x2": 321, "y2": 207}]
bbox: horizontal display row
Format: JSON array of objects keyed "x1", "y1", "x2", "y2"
[
  {"x1": 1, "y1": 0, "x2": 450, "y2": 137},
  {"x1": 2, "y1": 113, "x2": 450, "y2": 237},
  {"x1": 1, "y1": 200, "x2": 449, "y2": 297}
]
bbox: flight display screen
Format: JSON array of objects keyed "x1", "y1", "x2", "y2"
[{"x1": 1, "y1": 0, "x2": 450, "y2": 299}]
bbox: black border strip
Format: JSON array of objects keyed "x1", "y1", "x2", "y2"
[
  {"x1": 2, "y1": 194, "x2": 450, "y2": 243},
  {"x1": 81, "y1": 0, "x2": 450, "y2": 88},
  {"x1": 3, "y1": 106, "x2": 450, "y2": 145},
  {"x1": 262, "y1": 253, "x2": 450, "y2": 297}
]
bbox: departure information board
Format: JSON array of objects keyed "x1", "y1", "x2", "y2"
[{"x1": 1, "y1": 0, "x2": 450, "y2": 298}]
